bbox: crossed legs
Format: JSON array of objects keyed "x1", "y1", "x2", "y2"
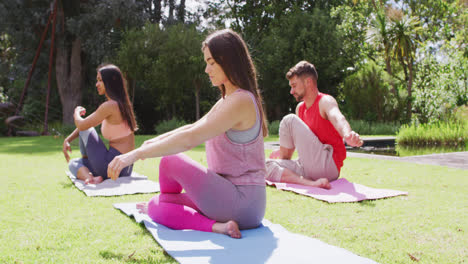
[
  {"x1": 140, "y1": 154, "x2": 254, "y2": 238},
  {"x1": 266, "y1": 114, "x2": 339, "y2": 189}
]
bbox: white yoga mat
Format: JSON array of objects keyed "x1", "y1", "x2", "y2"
[
  {"x1": 114, "y1": 202, "x2": 378, "y2": 264},
  {"x1": 66, "y1": 171, "x2": 160, "y2": 196}
]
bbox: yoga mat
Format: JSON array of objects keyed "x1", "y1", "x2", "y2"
[
  {"x1": 66, "y1": 171, "x2": 160, "y2": 196},
  {"x1": 114, "y1": 202, "x2": 378, "y2": 264},
  {"x1": 266, "y1": 178, "x2": 407, "y2": 203}
]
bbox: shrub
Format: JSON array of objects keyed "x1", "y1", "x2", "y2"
[
  {"x1": 154, "y1": 118, "x2": 187, "y2": 135},
  {"x1": 20, "y1": 121, "x2": 76, "y2": 137},
  {"x1": 412, "y1": 44, "x2": 467, "y2": 124},
  {"x1": 341, "y1": 61, "x2": 402, "y2": 122},
  {"x1": 396, "y1": 120, "x2": 467, "y2": 147},
  {"x1": 268, "y1": 120, "x2": 280, "y2": 135},
  {"x1": 348, "y1": 119, "x2": 400, "y2": 135}
]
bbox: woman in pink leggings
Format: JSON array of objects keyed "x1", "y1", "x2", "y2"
[{"x1": 108, "y1": 29, "x2": 269, "y2": 238}]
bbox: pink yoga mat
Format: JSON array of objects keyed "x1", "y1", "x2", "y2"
[{"x1": 266, "y1": 178, "x2": 407, "y2": 203}]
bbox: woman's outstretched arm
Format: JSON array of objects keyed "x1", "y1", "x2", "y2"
[{"x1": 107, "y1": 93, "x2": 254, "y2": 180}]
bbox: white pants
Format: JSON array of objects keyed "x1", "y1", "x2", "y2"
[{"x1": 266, "y1": 114, "x2": 339, "y2": 182}]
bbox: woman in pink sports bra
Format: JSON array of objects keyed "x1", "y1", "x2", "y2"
[
  {"x1": 107, "y1": 29, "x2": 268, "y2": 238},
  {"x1": 62, "y1": 64, "x2": 137, "y2": 184}
]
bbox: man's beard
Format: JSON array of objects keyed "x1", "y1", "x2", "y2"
[{"x1": 294, "y1": 93, "x2": 304, "y2": 102}]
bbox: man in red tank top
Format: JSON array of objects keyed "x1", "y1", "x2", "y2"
[{"x1": 266, "y1": 61, "x2": 363, "y2": 189}]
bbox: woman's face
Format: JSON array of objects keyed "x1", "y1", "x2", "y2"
[
  {"x1": 203, "y1": 46, "x2": 228, "y2": 87},
  {"x1": 96, "y1": 71, "x2": 106, "y2": 96}
]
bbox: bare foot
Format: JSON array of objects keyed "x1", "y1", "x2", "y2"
[
  {"x1": 136, "y1": 202, "x2": 148, "y2": 214},
  {"x1": 269, "y1": 149, "x2": 282, "y2": 159},
  {"x1": 212, "y1": 220, "x2": 241, "y2": 239},
  {"x1": 307, "y1": 178, "x2": 331, "y2": 189},
  {"x1": 85, "y1": 176, "x2": 103, "y2": 185}
]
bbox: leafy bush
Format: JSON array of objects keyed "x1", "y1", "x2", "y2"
[
  {"x1": 341, "y1": 61, "x2": 402, "y2": 122},
  {"x1": 348, "y1": 119, "x2": 400, "y2": 135},
  {"x1": 396, "y1": 121, "x2": 467, "y2": 147},
  {"x1": 412, "y1": 44, "x2": 467, "y2": 124},
  {"x1": 20, "y1": 121, "x2": 76, "y2": 137},
  {"x1": 154, "y1": 118, "x2": 187, "y2": 135},
  {"x1": 268, "y1": 120, "x2": 280, "y2": 135}
]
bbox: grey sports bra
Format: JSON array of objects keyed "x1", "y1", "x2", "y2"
[{"x1": 225, "y1": 90, "x2": 261, "y2": 144}]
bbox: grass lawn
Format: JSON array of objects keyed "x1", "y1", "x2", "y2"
[{"x1": 0, "y1": 135, "x2": 466, "y2": 263}]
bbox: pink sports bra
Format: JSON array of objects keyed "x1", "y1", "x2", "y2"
[{"x1": 101, "y1": 119, "x2": 132, "y2": 141}]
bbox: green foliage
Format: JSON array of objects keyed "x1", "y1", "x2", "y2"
[
  {"x1": 412, "y1": 44, "x2": 468, "y2": 124},
  {"x1": 331, "y1": 4, "x2": 373, "y2": 67},
  {"x1": 403, "y1": 0, "x2": 461, "y2": 42},
  {"x1": 341, "y1": 61, "x2": 401, "y2": 121},
  {"x1": 0, "y1": 86, "x2": 7, "y2": 104},
  {"x1": 348, "y1": 119, "x2": 400, "y2": 135},
  {"x1": 154, "y1": 118, "x2": 188, "y2": 135},
  {"x1": 257, "y1": 8, "x2": 346, "y2": 120},
  {"x1": 396, "y1": 121, "x2": 467, "y2": 147},
  {"x1": 116, "y1": 23, "x2": 213, "y2": 133},
  {"x1": 267, "y1": 120, "x2": 280, "y2": 135},
  {"x1": 21, "y1": 121, "x2": 76, "y2": 137}
]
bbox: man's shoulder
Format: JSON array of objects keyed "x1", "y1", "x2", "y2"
[
  {"x1": 319, "y1": 94, "x2": 338, "y2": 106},
  {"x1": 295, "y1": 102, "x2": 304, "y2": 115}
]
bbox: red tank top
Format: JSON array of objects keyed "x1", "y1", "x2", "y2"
[{"x1": 298, "y1": 93, "x2": 346, "y2": 171}]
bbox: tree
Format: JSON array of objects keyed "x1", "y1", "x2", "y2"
[
  {"x1": 388, "y1": 13, "x2": 422, "y2": 120},
  {"x1": 143, "y1": 0, "x2": 163, "y2": 24},
  {"x1": 116, "y1": 23, "x2": 212, "y2": 133},
  {"x1": 0, "y1": 0, "x2": 147, "y2": 125},
  {"x1": 368, "y1": 11, "x2": 397, "y2": 95},
  {"x1": 341, "y1": 61, "x2": 398, "y2": 121},
  {"x1": 257, "y1": 8, "x2": 346, "y2": 121}
]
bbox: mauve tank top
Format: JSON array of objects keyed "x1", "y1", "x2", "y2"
[{"x1": 205, "y1": 90, "x2": 266, "y2": 186}]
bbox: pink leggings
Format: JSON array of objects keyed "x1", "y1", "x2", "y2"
[{"x1": 147, "y1": 153, "x2": 266, "y2": 232}]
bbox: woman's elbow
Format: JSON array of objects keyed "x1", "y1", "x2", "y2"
[
  {"x1": 181, "y1": 132, "x2": 202, "y2": 150},
  {"x1": 74, "y1": 121, "x2": 89, "y2": 131}
]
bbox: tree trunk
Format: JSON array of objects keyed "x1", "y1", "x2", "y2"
[
  {"x1": 56, "y1": 37, "x2": 82, "y2": 125},
  {"x1": 194, "y1": 79, "x2": 200, "y2": 120},
  {"x1": 406, "y1": 59, "x2": 413, "y2": 121},
  {"x1": 177, "y1": 0, "x2": 186, "y2": 23},
  {"x1": 384, "y1": 49, "x2": 397, "y2": 96},
  {"x1": 168, "y1": 0, "x2": 175, "y2": 23}
]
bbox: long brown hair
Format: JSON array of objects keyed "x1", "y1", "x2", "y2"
[
  {"x1": 203, "y1": 29, "x2": 268, "y2": 137},
  {"x1": 98, "y1": 64, "x2": 138, "y2": 132}
]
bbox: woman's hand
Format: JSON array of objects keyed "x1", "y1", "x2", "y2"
[
  {"x1": 63, "y1": 140, "x2": 71, "y2": 162},
  {"x1": 74, "y1": 106, "x2": 86, "y2": 117},
  {"x1": 107, "y1": 150, "x2": 139, "y2": 180}
]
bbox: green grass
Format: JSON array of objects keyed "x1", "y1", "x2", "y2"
[{"x1": 1, "y1": 135, "x2": 467, "y2": 263}]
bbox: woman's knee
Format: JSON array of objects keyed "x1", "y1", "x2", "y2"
[
  {"x1": 159, "y1": 153, "x2": 193, "y2": 174},
  {"x1": 79, "y1": 127, "x2": 97, "y2": 147},
  {"x1": 68, "y1": 158, "x2": 84, "y2": 176},
  {"x1": 160, "y1": 154, "x2": 182, "y2": 168}
]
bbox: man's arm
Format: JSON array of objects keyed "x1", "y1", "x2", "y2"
[
  {"x1": 295, "y1": 102, "x2": 302, "y2": 115},
  {"x1": 320, "y1": 95, "x2": 363, "y2": 147}
]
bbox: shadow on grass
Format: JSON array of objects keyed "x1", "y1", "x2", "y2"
[
  {"x1": 99, "y1": 248, "x2": 174, "y2": 263},
  {"x1": 59, "y1": 181, "x2": 74, "y2": 189},
  {"x1": 358, "y1": 200, "x2": 376, "y2": 207},
  {"x1": 99, "y1": 249, "x2": 174, "y2": 263}
]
